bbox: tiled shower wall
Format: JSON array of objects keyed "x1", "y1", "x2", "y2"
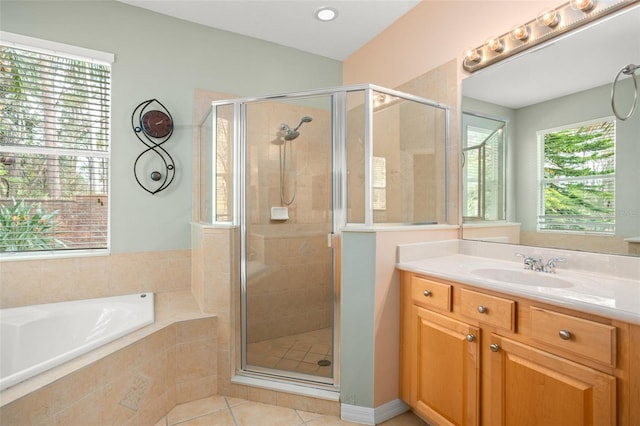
[{"x1": 246, "y1": 228, "x2": 332, "y2": 343}]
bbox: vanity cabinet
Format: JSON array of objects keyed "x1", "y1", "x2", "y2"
[{"x1": 399, "y1": 271, "x2": 638, "y2": 426}]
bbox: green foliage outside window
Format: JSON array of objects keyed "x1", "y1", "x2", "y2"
[
  {"x1": 0, "y1": 198, "x2": 65, "y2": 251},
  {"x1": 540, "y1": 121, "x2": 615, "y2": 233}
]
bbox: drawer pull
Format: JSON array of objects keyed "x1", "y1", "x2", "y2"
[
  {"x1": 477, "y1": 305, "x2": 487, "y2": 314},
  {"x1": 466, "y1": 334, "x2": 476, "y2": 342},
  {"x1": 559, "y1": 330, "x2": 572, "y2": 340},
  {"x1": 490, "y1": 343, "x2": 500, "y2": 352},
  {"x1": 423, "y1": 290, "x2": 432, "y2": 297}
]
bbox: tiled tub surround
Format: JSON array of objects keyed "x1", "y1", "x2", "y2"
[
  {"x1": 0, "y1": 250, "x2": 191, "y2": 309},
  {"x1": 0, "y1": 291, "x2": 217, "y2": 425},
  {"x1": 396, "y1": 240, "x2": 640, "y2": 324}
]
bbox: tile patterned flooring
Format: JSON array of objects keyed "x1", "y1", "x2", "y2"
[
  {"x1": 155, "y1": 395, "x2": 428, "y2": 426},
  {"x1": 247, "y1": 328, "x2": 333, "y2": 378}
]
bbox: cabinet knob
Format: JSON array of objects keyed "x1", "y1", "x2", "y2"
[
  {"x1": 466, "y1": 334, "x2": 476, "y2": 342},
  {"x1": 477, "y1": 305, "x2": 487, "y2": 314},
  {"x1": 423, "y1": 290, "x2": 432, "y2": 297},
  {"x1": 559, "y1": 330, "x2": 572, "y2": 340},
  {"x1": 490, "y1": 343, "x2": 500, "y2": 352}
]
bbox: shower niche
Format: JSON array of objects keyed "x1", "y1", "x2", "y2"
[{"x1": 198, "y1": 84, "x2": 449, "y2": 385}]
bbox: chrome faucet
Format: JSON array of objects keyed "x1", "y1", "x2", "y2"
[
  {"x1": 516, "y1": 253, "x2": 543, "y2": 271},
  {"x1": 516, "y1": 253, "x2": 566, "y2": 273},
  {"x1": 543, "y1": 257, "x2": 566, "y2": 273}
]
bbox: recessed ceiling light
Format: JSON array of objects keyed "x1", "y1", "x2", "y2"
[{"x1": 314, "y1": 7, "x2": 338, "y2": 22}]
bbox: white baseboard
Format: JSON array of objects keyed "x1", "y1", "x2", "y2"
[{"x1": 341, "y1": 399, "x2": 409, "y2": 425}]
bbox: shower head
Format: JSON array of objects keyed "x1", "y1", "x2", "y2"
[
  {"x1": 283, "y1": 129, "x2": 300, "y2": 141},
  {"x1": 271, "y1": 116, "x2": 313, "y2": 143},
  {"x1": 294, "y1": 116, "x2": 313, "y2": 131}
]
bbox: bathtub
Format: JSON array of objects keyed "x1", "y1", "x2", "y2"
[{"x1": 0, "y1": 292, "x2": 154, "y2": 391}]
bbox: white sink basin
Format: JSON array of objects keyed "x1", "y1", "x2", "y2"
[{"x1": 471, "y1": 268, "x2": 573, "y2": 288}]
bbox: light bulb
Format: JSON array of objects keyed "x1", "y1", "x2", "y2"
[
  {"x1": 570, "y1": 0, "x2": 595, "y2": 11},
  {"x1": 464, "y1": 47, "x2": 482, "y2": 63},
  {"x1": 510, "y1": 25, "x2": 530, "y2": 42},
  {"x1": 486, "y1": 37, "x2": 504, "y2": 53},
  {"x1": 537, "y1": 8, "x2": 560, "y2": 27}
]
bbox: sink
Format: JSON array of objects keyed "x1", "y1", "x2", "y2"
[{"x1": 471, "y1": 268, "x2": 573, "y2": 288}]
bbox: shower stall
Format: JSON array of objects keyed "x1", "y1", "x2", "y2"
[{"x1": 199, "y1": 84, "x2": 449, "y2": 387}]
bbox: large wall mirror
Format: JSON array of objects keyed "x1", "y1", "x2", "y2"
[{"x1": 461, "y1": 4, "x2": 640, "y2": 257}]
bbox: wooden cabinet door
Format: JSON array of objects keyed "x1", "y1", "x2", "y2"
[
  {"x1": 489, "y1": 334, "x2": 616, "y2": 426},
  {"x1": 413, "y1": 306, "x2": 480, "y2": 426}
]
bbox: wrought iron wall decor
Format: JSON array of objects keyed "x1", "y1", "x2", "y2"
[{"x1": 131, "y1": 99, "x2": 175, "y2": 194}]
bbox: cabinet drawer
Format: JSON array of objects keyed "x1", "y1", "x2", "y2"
[
  {"x1": 530, "y1": 307, "x2": 616, "y2": 366},
  {"x1": 411, "y1": 275, "x2": 452, "y2": 312},
  {"x1": 460, "y1": 288, "x2": 515, "y2": 332}
]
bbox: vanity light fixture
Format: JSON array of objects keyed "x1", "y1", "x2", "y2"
[
  {"x1": 463, "y1": 0, "x2": 635, "y2": 73},
  {"x1": 314, "y1": 6, "x2": 338, "y2": 22}
]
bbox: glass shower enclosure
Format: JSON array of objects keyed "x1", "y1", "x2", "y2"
[{"x1": 199, "y1": 84, "x2": 449, "y2": 386}]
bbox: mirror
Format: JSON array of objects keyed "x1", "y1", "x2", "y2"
[{"x1": 461, "y1": 4, "x2": 640, "y2": 256}]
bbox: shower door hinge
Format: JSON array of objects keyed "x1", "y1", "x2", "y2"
[{"x1": 327, "y1": 232, "x2": 334, "y2": 248}]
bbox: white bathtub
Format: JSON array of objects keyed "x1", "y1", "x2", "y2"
[{"x1": 0, "y1": 292, "x2": 154, "y2": 391}]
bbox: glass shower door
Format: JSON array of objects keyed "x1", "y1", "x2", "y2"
[{"x1": 243, "y1": 95, "x2": 335, "y2": 382}]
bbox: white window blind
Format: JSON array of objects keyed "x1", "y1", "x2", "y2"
[{"x1": 0, "y1": 38, "x2": 111, "y2": 253}]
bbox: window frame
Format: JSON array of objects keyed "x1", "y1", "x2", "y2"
[{"x1": 0, "y1": 32, "x2": 114, "y2": 260}]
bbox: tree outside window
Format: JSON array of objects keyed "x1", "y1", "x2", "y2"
[{"x1": 538, "y1": 119, "x2": 615, "y2": 233}]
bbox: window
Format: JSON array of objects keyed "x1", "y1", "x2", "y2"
[
  {"x1": 538, "y1": 119, "x2": 615, "y2": 233},
  {"x1": 372, "y1": 156, "x2": 386, "y2": 210},
  {"x1": 0, "y1": 33, "x2": 112, "y2": 253}
]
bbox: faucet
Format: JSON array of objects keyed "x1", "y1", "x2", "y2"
[
  {"x1": 543, "y1": 257, "x2": 566, "y2": 273},
  {"x1": 516, "y1": 253, "x2": 567, "y2": 273},
  {"x1": 515, "y1": 253, "x2": 543, "y2": 271}
]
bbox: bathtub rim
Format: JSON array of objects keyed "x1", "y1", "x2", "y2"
[{"x1": 0, "y1": 292, "x2": 155, "y2": 392}]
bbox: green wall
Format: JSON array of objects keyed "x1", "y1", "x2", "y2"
[
  {"x1": 0, "y1": 0, "x2": 342, "y2": 253},
  {"x1": 341, "y1": 231, "x2": 376, "y2": 407}
]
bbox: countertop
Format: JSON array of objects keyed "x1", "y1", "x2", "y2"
[{"x1": 397, "y1": 253, "x2": 640, "y2": 325}]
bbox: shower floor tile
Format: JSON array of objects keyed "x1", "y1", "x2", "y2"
[{"x1": 247, "y1": 328, "x2": 333, "y2": 378}]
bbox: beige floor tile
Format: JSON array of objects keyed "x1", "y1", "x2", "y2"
[
  {"x1": 296, "y1": 410, "x2": 324, "y2": 422},
  {"x1": 166, "y1": 395, "x2": 228, "y2": 424},
  {"x1": 232, "y1": 401, "x2": 304, "y2": 426},
  {"x1": 284, "y1": 349, "x2": 308, "y2": 361},
  {"x1": 305, "y1": 415, "x2": 361, "y2": 426},
  {"x1": 176, "y1": 409, "x2": 236, "y2": 426},
  {"x1": 153, "y1": 417, "x2": 167, "y2": 426},
  {"x1": 225, "y1": 396, "x2": 250, "y2": 407},
  {"x1": 378, "y1": 411, "x2": 429, "y2": 426}
]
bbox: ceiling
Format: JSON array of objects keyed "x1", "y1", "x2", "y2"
[{"x1": 116, "y1": 0, "x2": 421, "y2": 60}]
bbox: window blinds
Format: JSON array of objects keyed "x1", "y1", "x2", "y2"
[{"x1": 0, "y1": 42, "x2": 111, "y2": 252}]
